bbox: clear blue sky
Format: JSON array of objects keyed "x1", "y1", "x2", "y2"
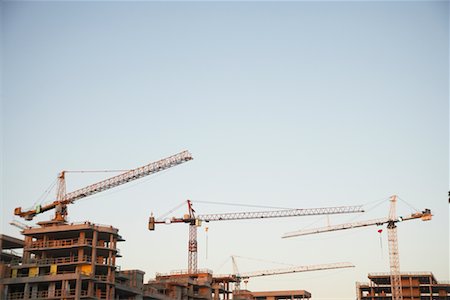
[{"x1": 1, "y1": 1, "x2": 448, "y2": 299}]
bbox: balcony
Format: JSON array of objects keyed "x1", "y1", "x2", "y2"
[
  {"x1": 27, "y1": 238, "x2": 93, "y2": 249},
  {"x1": 19, "y1": 255, "x2": 92, "y2": 266},
  {"x1": 7, "y1": 289, "x2": 88, "y2": 299}
]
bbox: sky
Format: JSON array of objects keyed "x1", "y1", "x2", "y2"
[{"x1": 1, "y1": 1, "x2": 448, "y2": 299}]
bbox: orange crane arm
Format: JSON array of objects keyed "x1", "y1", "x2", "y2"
[{"x1": 15, "y1": 150, "x2": 193, "y2": 221}]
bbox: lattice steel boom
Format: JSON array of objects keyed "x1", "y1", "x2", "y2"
[
  {"x1": 237, "y1": 261, "x2": 355, "y2": 279},
  {"x1": 149, "y1": 200, "x2": 364, "y2": 274},
  {"x1": 14, "y1": 150, "x2": 193, "y2": 222}
]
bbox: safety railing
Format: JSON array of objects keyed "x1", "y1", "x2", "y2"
[
  {"x1": 95, "y1": 274, "x2": 112, "y2": 282},
  {"x1": 368, "y1": 271, "x2": 434, "y2": 277},
  {"x1": 28, "y1": 238, "x2": 94, "y2": 249},
  {"x1": 7, "y1": 289, "x2": 87, "y2": 299},
  {"x1": 21, "y1": 255, "x2": 92, "y2": 265},
  {"x1": 95, "y1": 291, "x2": 108, "y2": 299},
  {"x1": 10, "y1": 269, "x2": 82, "y2": 278},
  {"x1": 156, "y1": 268, "x2": 213, "y2": 276},
  {"x1": 7, "y1": 292, "x2": 25, "y2": 299}
]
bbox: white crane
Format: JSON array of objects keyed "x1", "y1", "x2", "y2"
[
  {"x1": 282, "y1": 195, "x2": 432, "y2": 300},
  {"x1": 229, "y1": 256, "x2": 354, "y2": 291},
  {"x1": 149, "y1": 200, "x2": 364, "y2": 274}
]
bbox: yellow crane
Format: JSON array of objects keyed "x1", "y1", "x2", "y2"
[
  {"x1": 282, "y1": 195, "x2": 432, "y2": 300},
  {"x1": 149, "y1": 200, "x2": 364, "y2": 274},
  {"x1": 14, "y1": 150, "x2": 193, "y2": 223}
]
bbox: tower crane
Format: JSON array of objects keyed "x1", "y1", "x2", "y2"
[
  {"x1": 14, "y1": 150, "x2": 193, "y2": 223},
  {"x1": 282, "y1": 195, "x2": 432, "y2": 300},
  {"x1": 148, "y1": 200, "x2": 364, "y2": 274},
  {"x1": 229, "y1": 255, "x2": 355, "y2": 291}
]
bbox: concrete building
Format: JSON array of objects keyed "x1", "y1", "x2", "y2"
[
  {"x1": 356, "y1": 272, "x2": 450, "y2": 300},
  {"x1": 1, "y1": 224, "x2": 314, "y2": 300},
  {"x1": 147, "y1": 271, "x2": 312, "y2": 300},
  {"x1": 233, "y1": 290, "x2": 311, "y2": 300},
  {"x1": 0, "y1": 222, "x2": 142, "y2": 299},
  {"x1": 145, "y1": 269, "x2": 233, "y2": 300},
  {"x1": 1, "y1": 234, "x2": 25, "y2": 298}
]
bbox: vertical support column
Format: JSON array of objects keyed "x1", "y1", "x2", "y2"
[
  {"x1": 213, "y1": 285, "x2": 219, "y2": 300},
  {"x1": 355, "y1": 282, "x2": 361, "y2": 300},
  {"x1": 61, "y1": 280, "x2": 66, "y2": 298},
  {"x1": 77, "y1": 246, "x2": 84, "y2": 263},
  {"x1": 23, "y1": 236, "x2": 32, "y2": 263},
  {"x1": 48, "y1": 282, "x2": 56, "y2": 298},
  {"x1": 109, "y1": 232, "x2": 116, "y2": 300},
  {"x1": 79, "y1": 231, "x2": 85, "y2": 244},
  {"x1": 110, "y1": 285, "x2": 115, "y2": 300},
  {"x1": 88, "y1": 281, "x2": 94, "y2": 297},
  {"x1": 42, "y1": 235, "x2": 47, "y2": 259},
  {"x1": 92, "y1": 229, "x2": 98, "y2": 275},
  {"x1": 2, "y1": 284, "x2": 8, "y2": 300},
  {"x1": 75, "y1": 276, "x2": 81, "y2": 299},
  {"x1": 23, "y1": 282, "x2": 30, "y2": 299},
  {"x1": 225, "y1": 282, "x2": 229, "y2": 300},
  {"x1": 31, "y1": 283, "x2": 39, "y2": 298},
  {"x1": 106, "y1": 233, "x2": 112, "y2": 299},
  {"x1": 91, "y1": 228, "x2": 98, "y2": 298}
]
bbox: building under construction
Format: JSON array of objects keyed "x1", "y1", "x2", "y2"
[
  {"x1": 356, "y1": 272, "x2": 450, "y2": 300},
  {"x1": 0, "y1": 222, "x2": 147, "y2": 299},
  {"x1": 0, "y1": 225, "x2": 313, "y2": 300}
]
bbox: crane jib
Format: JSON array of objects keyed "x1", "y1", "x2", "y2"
[
  {"x1": 63, "y1": 151, "x2": 192, "y2": 203},
  {"x1": 197, "y1": 206, "x2": 364, "y2": 222},
  {"x1": 15, "y1": 150, "x2": 193, "y2": 221}
]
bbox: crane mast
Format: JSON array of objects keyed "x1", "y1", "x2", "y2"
[
  {"x1": 387, "y1": 196, "x2": 402, "y2": 300},
  {"x1": 14, "y1": 150, "x2": 193, "y2": 222},
  {"x1": 282, "y1": 195, "x2": 432, "y2": 300},
  {"x1": 149, "y1": 200, "x2": 364, "y2": 274}
]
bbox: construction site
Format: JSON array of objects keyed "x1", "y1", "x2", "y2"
[{"x1": 0, "y1": 151, "x2": 448, "y2": 300}]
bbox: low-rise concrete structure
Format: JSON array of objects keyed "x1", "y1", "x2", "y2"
[
  {"x1": 233, "y1": 289, "x2": 311, "y2": 300},
  {"x1": 356, "y1": 272, "x2": 450, "y2": 299}
]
